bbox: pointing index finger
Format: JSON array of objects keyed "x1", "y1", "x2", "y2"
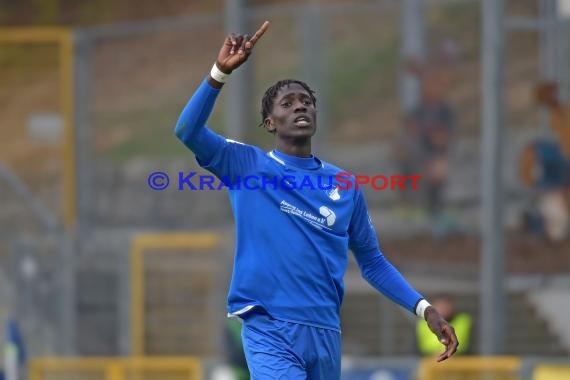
[{"x1": 249, "y1": 21, "x2": 270, "y2": 45}]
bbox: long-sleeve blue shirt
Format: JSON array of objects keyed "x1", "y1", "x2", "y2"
[{"x1": 175, "y1": 78, "x2": 424, "y2": 331}]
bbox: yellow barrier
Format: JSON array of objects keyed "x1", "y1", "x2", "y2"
[
  {"x1": 29, "y1": 356, "x2": 202, "y2": 380},
  {"x1": 130, "y1": 232, "x2": 222, "y2": 356},
  {"x1": 533, "y1": 364, "x2": 570, "y2": 380},
  {"x1": 0, "y1": 28, "x2": 76, "y2": 228},
  {"x1": 418, "y1": 356, "x2": 522, "y2": 380}
]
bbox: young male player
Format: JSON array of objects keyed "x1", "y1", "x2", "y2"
[{"x1": 174, "y1": 21, "x2": 458, "y2": 379}]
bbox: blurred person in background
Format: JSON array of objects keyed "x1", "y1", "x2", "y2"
[
  {"x1": 416, "y1": 295, "x2": 472, "y2": 356},
  {"x1": 223, "y1": 317, "x2": 249, "y2": 380},
  {"x1": 396, "y1": 39, "x2": 458, "y2": 236},
  {"x1": 536, "y1": 82, "x2": 570, "y2": 161},
  {"x1": 211, "y1": 318, "x2": 249, "y2": 380},
  {"x1": 536, "y1": 82, "x2": 570, "y2": 209},
  {"x1": 519, "y1": 140, "x2": 568, "y2": 242},
  {"x1": 519, "y1": 82, "x2": 570, "y2": 242},
  {"x1": 174, "y1": 21, "x2": 459, "y2": 379},
  {"x1": 2, "y1": 319, "x2": 25, "y2": 380}
]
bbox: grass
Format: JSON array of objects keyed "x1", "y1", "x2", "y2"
[
  {"x1": 93, "y1": 98, "x2": 227, "y2": 160},
  {"x1": 94, "y1": 22, "x2": 401, "y2": 161},
  {"x1": 328, "y1": 38, "x2": 399, "y2": 127},
  {"x1": 4, "y1": 2, "x2": 531, "y2": 163}
]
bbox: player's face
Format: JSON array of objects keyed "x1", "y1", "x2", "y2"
[{"x1": 266, "y1": 83, "x2": 317, "y2": 139}]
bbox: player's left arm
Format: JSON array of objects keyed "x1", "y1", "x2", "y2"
[{"x1": 348, "y1": 190, "x2": 459, "y2": 361}]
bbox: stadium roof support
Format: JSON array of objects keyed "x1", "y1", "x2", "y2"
[
  {"x1": 480, "y1": 0, "x2": 505, "y2": 355},
  {"x1": 225, "y1": 0, "x2": 252, "y2": 142},
  {"x1": 400, "y1": 0, "x2": 425, "y2": 114}
]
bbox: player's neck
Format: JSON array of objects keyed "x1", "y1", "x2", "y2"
[{"x1": 274, "y1": 140, "x2": 312, "y2": 158}]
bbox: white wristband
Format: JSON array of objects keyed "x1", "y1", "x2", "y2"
[
  {"x1": 210, "y1": 63, "x2": 230, "y2": 83},
  {"x1": 415, "y1": 299, "x2": 432, "y2": 319}
]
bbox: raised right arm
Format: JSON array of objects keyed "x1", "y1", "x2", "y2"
[
  {"x1": 174, "y1": 79, "x2": 225, "y2": 163},
  {"x1": 174, "y1": 21, "x2": 269, "y2": 162}
]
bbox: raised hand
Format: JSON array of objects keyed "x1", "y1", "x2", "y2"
[{"x1": 216, "y1": 21, "x2": 270, "y2": 74}]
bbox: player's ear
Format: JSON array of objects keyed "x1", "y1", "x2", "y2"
[{"x1": 264, "y1": 117, "x2": 276, "y2": 133}]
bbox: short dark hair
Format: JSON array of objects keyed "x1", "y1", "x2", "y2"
[{"x1": 259, "y1": 79, "x2": 316, "y2": 128}]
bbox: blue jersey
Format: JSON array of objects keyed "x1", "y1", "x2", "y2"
[{"x1": 175, "y1": 78, "x2": 424, "y2": 331}]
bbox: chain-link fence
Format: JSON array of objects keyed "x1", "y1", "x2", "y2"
[
  {"x1": 2, "y1": 0, "x2": 570, "y2": 360},
  {"x1": 73, "y1": 0, "x2": 568, "y2": 234}
]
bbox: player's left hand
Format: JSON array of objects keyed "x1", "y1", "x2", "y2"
[{"x1": 425, "y1": 306, "x2": 459, "y2": 362}]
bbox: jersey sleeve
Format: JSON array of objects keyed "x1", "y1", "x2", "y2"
[
  {"x1": 349, "y1": 189, "x2": 424, "y2": 314},
  {"x1": 174, "y1": 78, "x2": 257, "y2": 183},
  {"x1": 198, "y1": 139, "x2": 259, "y2": 184}
]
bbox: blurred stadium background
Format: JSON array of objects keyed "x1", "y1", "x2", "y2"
[{"x1": 1, "y1": 0, "x2": 570, "y2": 379}]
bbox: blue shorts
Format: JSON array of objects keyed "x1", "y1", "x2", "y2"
[{"x1": 241, "y1": 311, "x2": 341, "y2": 380}]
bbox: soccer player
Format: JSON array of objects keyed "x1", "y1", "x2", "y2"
[{"x1": 174, "y1": 21, "x2": 458, "y2": 379}]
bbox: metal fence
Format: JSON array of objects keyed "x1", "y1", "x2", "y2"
[{"x1": 1, "y1": 0, "x2": 570, "y2": 360}]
